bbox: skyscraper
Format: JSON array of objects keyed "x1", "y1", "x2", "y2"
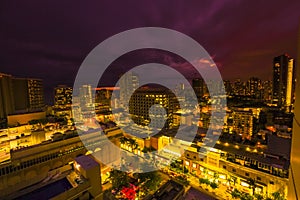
[
  {"x1": 79, "y1": 84, "x2": 93, "y2": 110},
  {"x1": 263, "y1": 80, "x2": 273, "y2": 103},
  {"x1": 13, "y1": 78, "x2": 44, "y2": 112},
  {"x1": 272, "y1": 54, "x2": 295, "y2": 111},
  {"x1": 54, "y1": 85, "x2": 73, "y2": 108},
  {"x1": 129, "y1": 87, "x2": 179, "y2": 129},
  {"x1": 0, "y1": 74, "x2": 44, "y2": 117},
  {"x1": 232, "y1": 109, "x2": 253, "y2": 138},
  {"x1": 247, "y1": 77, "x2": 262, "y2": 99},
  {"x1": 192, "y1": 78, "x2": 205, "y2": 99},
  {"x1": 223, "y1": 80, "x2": 232, "y2": 96},
  {"x1": 233, "y1": 79, "x2": 246, "y2": 96},
  {"x1": 119, "y1": 72, "x2": 139, "y2": 108}
]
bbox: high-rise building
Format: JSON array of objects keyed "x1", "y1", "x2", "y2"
[
  {"x1": 0, "y1": 73, "x2": 15, "y2": 118},
  {"x1": 272, "y1": 54, "x2": 296, "y2": 111},
  {"x1": 247, "y1": 77, "x2": 262, "y2": 99},
  {"x1": 233, "y1": 79, "x2": 246, "y2": 96},
  {"x1": 0, "y1": 74, "x2": 44, "y2": 119},
  {"x1": 79, "y1": 84, "x2": 93, "y2": 109},
  {"x1": 288, "y1": 27, "x2": 300, "y2": 200},
  {"x1": 119, "y1": 72, "x2": 139, "y2": 108},
  {"x1": 54, "y1": 85, "x2": 73, "y2": 108},
  {"x1": 78, "y1": 84, "x2": 95, "y2": 119},
  {"x1": 223, "y1": 80, "x2": 232, "y2": 96},
  {"x1": 263, "y1": 80, "x2": 273, "y2": 103},
  {"x1": 192, "y1": 78, "x2": 205, "y2": 99},
  {"x1": 13, "y1": 78, "x2": 44, "y2": 112},
  {"x1": 232, "y1": 109, "x2": 253, "y2": 138},
  {"x1": 129, "y1": 87, "x2": 179, "y2": 129},
  {"x1": 206, "y1": 80, "x2": 224, "y2": 96},
  {"x1": 27, "y1": 78, "x2": 44, "y2": 111}
]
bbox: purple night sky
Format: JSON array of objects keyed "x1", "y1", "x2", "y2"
[{"x1": 0, "y1": 1, "x2": 299, "y2": 103}]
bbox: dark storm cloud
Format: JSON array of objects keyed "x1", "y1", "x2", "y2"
[{"x1": 0, "y1": 0, "x2": 299, "y2": 103}]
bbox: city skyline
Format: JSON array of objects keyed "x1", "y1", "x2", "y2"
[
  {"x1": 0, "y1": 52, "x2": 295, "y2": 106},
  {"x1": 0, "y1": 1, "x2": 300, "y2": 103}
]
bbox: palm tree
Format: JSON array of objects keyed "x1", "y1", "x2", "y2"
[
  {"x1": 271, "y1": 191, "x2": 285, "y2": 200},
  {"x1": 120, "y1": 137, "x2": 127, "y2": 146},
  {"x1": 213, "y1": 172, "x2": 219, "y2": 182},
  {"x1": 232, "y1": 176, "x2": 237, "y2": 186},
  {"x1": 109, "y1": 169, "x2": 129, "y2": 189},
  {"x1": 128, "y1": 138, "x2": 138, "y2": 152},
  {"x1": 227, "y1": 177, "x2": 232, "y2": 187}
]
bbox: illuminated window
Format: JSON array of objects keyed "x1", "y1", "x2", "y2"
[
  {"x1": 219, "y1": 174, "x2": 226, "y2": 179},
  {"x1": 207, "y1": 171, "x2": 213, "y2": 175},
  {"x1": 241, "y1": 181, "x2": 249, "y2": 187}
]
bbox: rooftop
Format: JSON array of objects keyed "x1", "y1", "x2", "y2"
[
  {"x1": 75, "y1": 155, "x2": 99, "y2": 170},
  {"x1": 13, "y1": 178, "x2": 72, "y2": 200}
]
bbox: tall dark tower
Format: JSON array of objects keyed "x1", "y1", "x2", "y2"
[{"x1": 272, "y1": 54, "x2": 295, "y2": 111}]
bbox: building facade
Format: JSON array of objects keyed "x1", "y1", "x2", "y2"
[
  {"x1": 247, "y1": 77, "x2": 262, "y2": 99},
  {"x1": 119, "y1": 72, "x2": 139, "y2": 108},
  {"x1": 182, "y1": 143, "x2": 288, "y2": 198},
  {"x1": 13, "y1": 78, "x2": 44, "y2": 112},
  {"x1": 54, "y1": 85, "x2": 73, "y2": 109},
  {"x1": 0, "y1": 128, "x2": 121, "y2": 198},
  {"x1": 0, "y1": 73, "x2": 15, "y2": 119},
  {"x1": 0, "y1": 74, "x2": 44, "y2": 120},
  {"x1": 129, "y1": 87, "x2": 179, "y2": 129},
  {"x1": 232, "y1": 110, "x2": 254, "y2": 138},
  {"x1": 272, "y1": 54, "x2": 295, "y2": 112},
  {"x1": 192, "y1": 78, "x2": 206, "y2": 99}
]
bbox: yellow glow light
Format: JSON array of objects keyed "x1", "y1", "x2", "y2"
[{"x1": 74, "y1": 163, "x2": 81, "y2": 171}]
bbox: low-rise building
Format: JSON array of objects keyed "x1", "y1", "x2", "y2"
[{"x1": 182, "y1": 142, "x2": 288, "y2": 198}]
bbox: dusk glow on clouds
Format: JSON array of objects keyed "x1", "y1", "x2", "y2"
[{"x1": 0, "y1": 0, "x2": 299, "y2": 102}]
